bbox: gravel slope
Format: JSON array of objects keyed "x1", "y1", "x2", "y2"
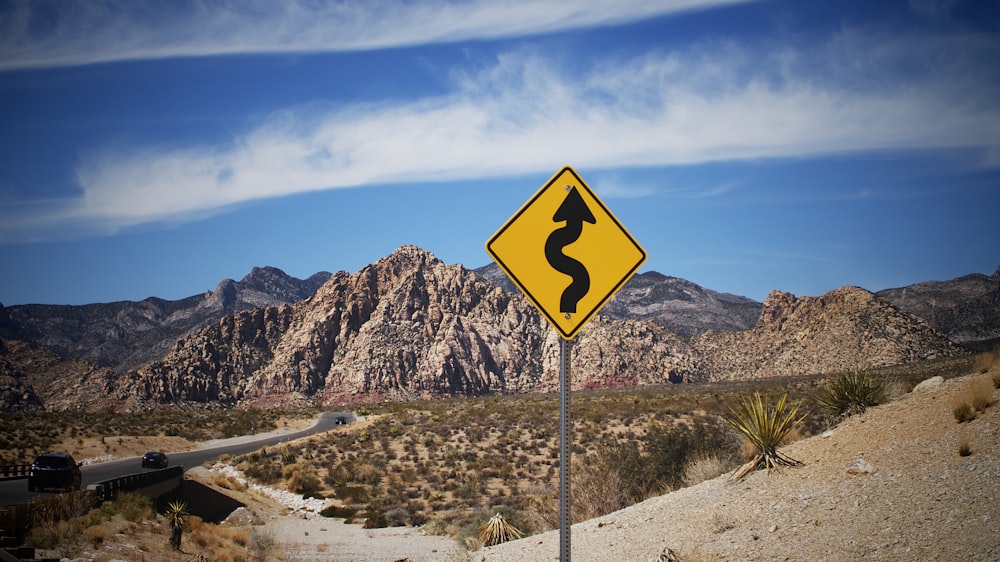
[{"x1": 482, "y1": 372, "x2": 1000, "y2": 561}]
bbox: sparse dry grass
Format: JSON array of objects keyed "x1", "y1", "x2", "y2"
[
  {"x1": 973, "y1": 344, "x2": 1000, "y2": 388},
  {"x1": 973, "y1": 344, "x2": 1000, "y2": 374},
  {"x1": 951, "y1": 375, "x2": 995, "y2": 423},
  {"x1": 958, "y1": 432, "x2": 972, "y2": 456},
  {"x1": 682, "y1": 454, "x2": 727, "y2": 486},
  {"x1": 26, "y1": 493, "x2": 267, "y2": 562}
]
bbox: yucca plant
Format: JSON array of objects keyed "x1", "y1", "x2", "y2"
[
  {"x1": 725, "y1": 392, "x2": 805, "y2": 480},
  {"x1": 476, "y1": 512, "x2": 523, "y2": 547},
  {"x1": 815, "y1": 371, "x2": 886, "y2": 417},
  {"x1": 164, "y1": 500, "x2": 189, "y2": 550}
]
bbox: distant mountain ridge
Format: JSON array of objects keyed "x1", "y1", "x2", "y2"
[
  {"x1": 0, "y1": 246, "x2": 991, "y2": 411},
  {"x1": 0, "y1": 266, "x2": 331, "y2": 374},
  {"x1": 876, "y1": 266, "x2": 1000, "y2": 351}
]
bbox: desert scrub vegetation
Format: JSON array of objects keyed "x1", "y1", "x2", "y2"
[
  {"x1": 950, "y1": 375, "x2": 995, "y2": 423},
  {"x1": 725, "y1": 392, "x2": 805, "y2": 480},
  {"x1": 0, "y1": 407, "x2": 310, "y2": 464},
  {"x1": 227, "y1": 378, "x2": 843, "y2": 544},
  {"x1": 814, "y1": 371, "x2": 887, "y2": 417},
  {"x1": 25, "y1": 492, "x2": 270, "y2": 561},
  {"x1": 973, "y1": 343, "x2": 1000, "y2": 388}
]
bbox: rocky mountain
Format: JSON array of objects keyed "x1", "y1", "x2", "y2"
[
  {"x1": 692, "y1": 287, "x2": 966, "y2": 381},
  {"x1": 0, "y1": 267, "x2": 331, "y2": 374},
  {"x1": 877, "y1": 266, "x2": 1000, "y2": 351},
  {"x1": 0, "y1": 246, "x2": 982, "y2": 411},
  {"x1": 99, "y1": 247, "x2": 962, "y2": 410},
  {"x1": 112, "y1": 246, "x2": 702, "y2": 409},
  {"x1": 0, "y1": 337, "x2": 115, "y2": 411},
  {"x1": 475, "y1": 265, "x2": 762, "y2": 337}
]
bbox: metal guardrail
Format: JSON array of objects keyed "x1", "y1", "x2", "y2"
[
  {"x1": 1, "y1": 466, "x2": 184, "y2": 552},
  {"x1": 87, "y1": 465, "x2": 184, "y2": 502},
  {"x1": 0, "y1": 465, "x2": 30, "y2": 481}
]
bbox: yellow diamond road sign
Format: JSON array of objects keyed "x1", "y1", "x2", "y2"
[{"x1": 486, "y1": 166, "x2": 647, "y2": 340}]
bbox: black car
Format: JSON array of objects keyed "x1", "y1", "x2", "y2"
[
  {"x1": 141, "y1": 451, "x2": 168, "y2": 469},
  {"x1": 28, "y1": 453, "x2": 82, "y2": 492}
]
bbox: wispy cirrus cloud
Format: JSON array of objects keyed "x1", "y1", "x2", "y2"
[
  {"x1": 1, "y1": 7, "x2": 998, "y2": 243},
  {"x1": 0, "y1": 0, "x2": 752, "y2": 70}
]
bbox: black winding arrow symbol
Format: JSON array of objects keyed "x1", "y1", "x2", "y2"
[{"x1": 544, "y1": 186, "x2": 596, "y2": 314}]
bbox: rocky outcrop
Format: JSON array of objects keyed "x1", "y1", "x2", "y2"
[
  {"x1": 115, "y1": 247, "x2": 540, "y2": 406},
  {"x1": 0, "y1": 337, "x2": 115, "y2": 411},
  {"x1": 114, "y1": 247, "x2": 706, "y2": 408},
  {"x1": 877, "y1": 266, "x2": 1000, "y2": 350},
  {"x1": 691, "y1": 287, "x2": 967, "y2": 380},
  {"x1": 2, "y1": 267, "x2": 331, "y2": 373},
  {"x1": 476, "y1": 265, "x2": 762, "y2": 337}
]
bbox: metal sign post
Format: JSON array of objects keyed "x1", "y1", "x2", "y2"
[
  {"x1": 559, "y1": 337, "x2": 572, "y2": 561},
  {"x1": 485, "y1": 166, "x2": 647, "y2": 562}
]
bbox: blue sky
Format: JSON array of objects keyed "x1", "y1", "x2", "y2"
[{"x1": 1, "y1": 0, "x2": 998, "y2": 306}]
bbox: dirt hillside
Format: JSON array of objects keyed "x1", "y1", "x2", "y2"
[{"x1": 482, "y1": 371, "x2": 1000, "y2": 561}]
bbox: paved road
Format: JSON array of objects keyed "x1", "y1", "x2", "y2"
[{"x1": 0, "y1": 411, "x2": 353, "y2": 506}]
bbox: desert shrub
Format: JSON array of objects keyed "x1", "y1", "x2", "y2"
[
  {"x1": 384, "y1": 506, "x2": 410, "y2": 527},
  {"x1": 103, "y1": 492, "x2": 152, "y2": 522},
  {"x1": 815, "y1": 372, "x2": 886, "y2": 417},
  {"x1": 966, "y1": 377, "x2": 994, "y2": 412},
  {"x1": 362, "y1": 510, "x2": 388, "y2": 529},
  {"x1": 973, "y1": 344, "x2": 1000, "y2": 373},
  {"x1": 164, "y1": 500, "x2": 189, "y2": 550},
  {"x1": 82, "y1": 524, "x2": 109, "y2": 547},
  {"x1": 454, "y1": 471, "x2": 486, "y2": 501},
  {"x1": 682, "y1": 454, "x2": 726, "y2": 487},
  {"x1": 282, "y1": 461, "x2": 321, "y2": 497},
  {"x1": 25, "y1": 519, "x2": 84, "y2": 558},
  {"x1": 249, "y1": 526, "x2": 277, "y2": 561},
  {"x1": 953, "y1": 402, "x2": 976, "y2": 423},
  {"x1": 424, "y1": 517, "x2": 450, "y2": 536},
  {"x1": 334, "y1": 484, "x2": 370, "y2": 504},
  {"x1": 240, "y1": 455, "x2": 282, "y2": 484},
  {"x1": 577, "y1": 417, "x2": 738, "y2": 508},
  {"x1": 725, "y1": 392, "x2": 805, "y2": 480},
  {"x1": 958, "y1": 433, "x2": 972, "y2": 456},
  {"x1": 572, "y1": 455, "x2": 628, "y2": 520},
  {"x1": 320, "y1": 504, "x2": 358, "y2": 519},
  {"x1": 456, "y1": 506, "x2": 533, "y2": 550},
  {"x1": 476, "y1": 512, "x2": 523, "y2": 546},
  {"x1": 951, "y1": 376, "x2": 994, "y2": 422}
]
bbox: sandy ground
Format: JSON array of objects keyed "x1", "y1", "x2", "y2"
[
  {"x1": 183, "y1": 370, "x2": 1000, "y2": 561},
  {"x1": 481, "y1": 372, "x2": 1000, "y2": 561},
  {"x1": 263, "y1": 514, "x2": 462, "y2": 562}
]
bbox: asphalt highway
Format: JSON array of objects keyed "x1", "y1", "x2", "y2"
[{"x1": 0, "y1": 411, "x2": 352, "y2": 506}]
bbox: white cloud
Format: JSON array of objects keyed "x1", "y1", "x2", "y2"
[
  {"x1": 0, "y1": 0, "x2": 752, "y2": 70},
  {"x1": 2, "y1": 12, "x2": 998, "y2": 243}
]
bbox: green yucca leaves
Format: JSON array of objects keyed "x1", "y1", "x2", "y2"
[
  {"x1": 165, "y1": 500, "x2": 189, "y2": 550},
  {"x1": 815, "y1": 372, "x2": 886, "y2": 417},
  {"x1": 477, "y1": 512, "x2": 524, "y2": 546},
  {"x1": 725, "y1": 392, "x2": 805, "y2": 480}
]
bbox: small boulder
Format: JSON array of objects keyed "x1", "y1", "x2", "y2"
[
  {"x1": 913, "y1": 376, "x2": 944, "y2": 392},
  {"x1": 846, "y1": 459, "x2": 874, "y2": 475}
]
